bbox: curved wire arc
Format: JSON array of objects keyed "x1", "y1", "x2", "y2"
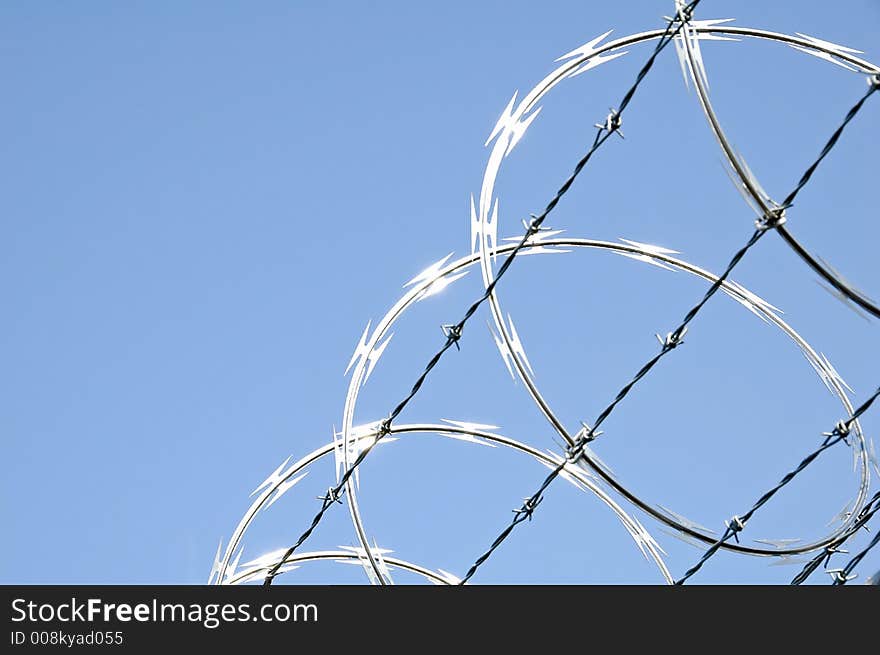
[
  {"x1": 214, "y1": 420, "x2": 674, "y2": 585},
  {"x1": 217, "y1": 17, "x2": 878, "y2": 584},
  {"x1": 244, "y1": 238, "x2": 868, "y2": 587},
  {"x1": 474, "y1": 23, "x2": 878, "y2": 465}
]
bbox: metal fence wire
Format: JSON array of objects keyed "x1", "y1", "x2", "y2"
[{"x1": 210, "y1": 1, "x2": 880, "y2": 586}]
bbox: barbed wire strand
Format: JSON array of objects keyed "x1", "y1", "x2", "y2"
[
  {"x1": 778, "y1": 81, "x2": 879, "y2": 211},
  {"x1": 773, "y1": 73, "x2": 880, "y2": 318},
  {"x1": 791, "y1": 489, "x2": 880, "y2": 585},
  {"x1": 830, "y1": 492, "x2": 880, "y2": 585},
  {"x1": 261, "y1": 0, "x2": 704, "y2": 586},
  {"x1": 458, "y1": 225, "x2": 770, "y2": 585},
  {"x1": 671, "y1": 80, "x2": 879, "y2": 585},
  {"x1": 676, "y1": 386, "x2": 880, "y2": 584},
  {"x1": 458, "y1": 81, "x2": 877, "y2": 586},
  {"x1": 671, "y1": 82, "x2": 879, "y2": 584}
]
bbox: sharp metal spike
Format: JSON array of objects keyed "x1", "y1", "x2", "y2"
[
  {"x1": 209, "y1": 540, "x2": 223, "y2": 584},
  {"x1": 265, "y1": 472, "x2": 309, "y2": 510},
  {"x1": 251, "y1": 456, "x2": 293, "y2": 498},
  {"x1": 485, "y1": 91, "x2": 518, "y2": 146},
  {"x1": 568, "y1": 50, "x2": 628, "y2": 78},
  {"x1": 472, "y1": 195, "x2": 500, "y2": 263},
  {"x1": 223, "y1": 547, "x2": 244, "y2": 584},
  {"x1": 363, "y1": 333, "x2": 393, "y2": 385},
  {"x1": 505, "y1": 106, "x2": 542, "y2": 156},
  {"x1": 404, "y1": 252, "x2": 455, "y2": 289},
  {"x1": 372, "y1": 540, "x2": 394, "y2": 584},
  {"x1": 555, "y1": 29, "x2": 615, "y2": 62},
  {"x1": 506, "y1": 314, "x2": 535, "y2": 378},
  {"x1": 489, "y1": 321, "x2": 516, "y2": 380},
  {"x1": 618, "y1": 238, "x2": 680, "y2": 256},
  {"x1": 788, "y1": 45, "x2": 859, "y2": 72},
  {"x1": 656, "y1": 504, "x2": 717, "y2": 536},
  {"x1": 418, "y1": 271, "x2": 468, "y2": 302},
  {"x1": 345, "y1": 321, "x2": 372, "y2": 377},
  {"x1": 818, "y1": 353, "x2": 853, "y2": 394},
  {"x1": 618, "y1": 251, "x2": 676, "y2": 272}
]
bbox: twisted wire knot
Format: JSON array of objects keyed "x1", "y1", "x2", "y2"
[
  {"x1": 756, "y1": 206, "x2": 787, "y2": 231},
  {"x1": 377, "y1": 418, "x2": 393, "y2": 438},
  {"x1": 823, "y1": 419, "x2": 851, "y2": 445},
  {"x1": 442, "y1": 323, "x2": 464, "y2": 350},
  {"x1": 514, "y1": 495, "x2": 543, "y2": 521},
  {"x1": 675, "y1": 2, "x2": 695, "y2": 23},
  {"x1": 725, "y1": 515, "x2": 746, "y2": 543},
  {"x1": 656, "y1": 326, "x2": 687, "y2": 350},
  {"x1": 319, "y1": 487, "x2": 344, "y2": 505},
  {"x1": 595, "y1": 109, "x2": 624, "y2": 138}
]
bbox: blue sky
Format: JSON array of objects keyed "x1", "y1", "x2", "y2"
[{"x1": 2, "y1": 1, "x2": 878, "y2": 584}]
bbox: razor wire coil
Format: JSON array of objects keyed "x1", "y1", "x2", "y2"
[{"x1": 211, "y1": 1, "x2": 880, "y2": 587}]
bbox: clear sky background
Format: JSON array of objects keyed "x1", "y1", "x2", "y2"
[{"x1": 2, "y1": 1, "x2": 878, "y2": 584}]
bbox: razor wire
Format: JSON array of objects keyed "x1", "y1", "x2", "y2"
[
  {"x1": 792, "y1": 488, "x2": 880, "y2": 585},
  {"x1": 258, "y1": 0, "x2": 703, "y2": 586},
  {"x1": 459, "y1": 225, "x2": 769, "y2": 585},
  {"x1": 675, "y1": 386, "x2": 880, "y2": 584},
  {"x1": 212, "y1": 3, "x2": 880, "y2": 586},
  {"x1": 211, "y1": 236, "x2": 867, "y2": 586},
  {"x1": 459, "y1": 70, "x2": 878, "y2": 585},
  {"x1": 827, "y1": 491, "x2": 880, "y2": 585}
]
